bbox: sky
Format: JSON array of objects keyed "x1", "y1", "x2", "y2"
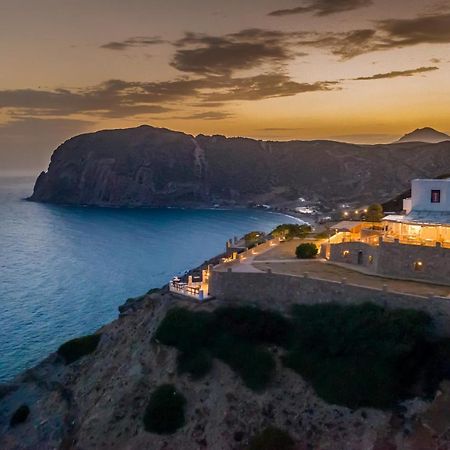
[{"x1": 1, "y1": 0, "x2": 450, "y2": 172}]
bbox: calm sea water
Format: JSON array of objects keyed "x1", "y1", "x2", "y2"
[{"x1": 0, "y1": 176, "x2": 298, "y2": 382}]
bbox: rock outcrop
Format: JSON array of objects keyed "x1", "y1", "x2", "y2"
[
  {"x1": 30, "y1": 125, "x2": 450, "y2": 208},
  {"x1": 2, "y1": 292, "x2": 450, "y2": 450}
]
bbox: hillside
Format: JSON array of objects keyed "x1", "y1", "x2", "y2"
[
  {"x1": 397, "y1": 127, "x2": 450, "y2": 144},
  {"x1": 29, "y1": 125, "x2": 450, "y2": 209},
  {"x1": 2, "y1": 291, "x2": 450, "y2": 449}
]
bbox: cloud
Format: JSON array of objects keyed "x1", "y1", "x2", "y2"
[
  {"x1": 352, "y1": 66, "x2": 439, "y2": 80},
  {"x1": 0, "y1": 72, "x2": 338, "y2": 121},
  {"x1": 171, "y1": 111, "x2": 235, "y2": 120},
  {"x1": 172, "y1": 29, "x2": 307, "y2": 75},
  {"x1": 200, "y1": 73, "x2": 337, "y2": 102},
  {"x1": 282, "y1": 13, "x2": 450, "y2": 60},
  {"x1": 0, "y1": 80, "x2": 173, "y2": 118},
  {"x1": 100, "y1": 36, "x2": 165, "y2": 50},
  {"x1": 269, "y1": 0, "x2": 372, "y2": 17}
]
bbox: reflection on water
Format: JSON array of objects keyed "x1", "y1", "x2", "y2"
[{"x1": 0, "y1": 177, "x2": 298, "y2": 381}]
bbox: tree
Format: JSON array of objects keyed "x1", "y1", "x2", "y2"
[
  {"x1": 244, "y1": 231, "x2": 265, "y2": 247},
  {"x1": 271, "y1": 224, "x2": 312, "y2": 240},
  {"x1": 366, "y1": 203, "x2": 384, "y2": 222},
  {"x1": 295, "y1": 243, "x2": 318, "y2": 259}
]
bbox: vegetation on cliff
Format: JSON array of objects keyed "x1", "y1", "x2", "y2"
[
  {"x1": 247, "y1": 426, "x2": 294, "y2": 450},
  {"x1": 57, "y1": 333, "x2": 101, "y2": 364},
  {"x1": 154, "y1": 306, "x2": 290, "y2": 390},
  {"x1": 155, "y1": 303, "x2": 450, "y2": 409},
  {"x1": 143, "y1": 384, "x2": 186, "y2": 434},
  {"x1": 271, "y1": 224, "x2": 311, "y2": 240},
  {"x1": 9, "y1": 404, "x2": 30, "y2": 427}
]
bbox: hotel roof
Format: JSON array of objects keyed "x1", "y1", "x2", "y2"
[{"x1": 383, "y1": 211, "x2": 450, "y2": 226}]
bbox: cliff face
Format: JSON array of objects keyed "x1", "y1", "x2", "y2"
[
  {"x1": 30, "y1": 125, "x2": 450, "y2": 208},
  {"x1": 1, "y1": 292, "x2": 450, "y2": 450}
]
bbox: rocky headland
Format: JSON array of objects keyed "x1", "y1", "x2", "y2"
[
  {"x1": 29, "y1": 125, "x2": 450, "y2": 209},
  {"x1": 3, "y1": 289, "x2": 450, "y2": 450}
]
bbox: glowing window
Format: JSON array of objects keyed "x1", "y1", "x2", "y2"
[
  {"x1": 414, "y1": 260, "x2": 424, "y2": 271},
  {"x1": 368, "y1": 255, "x2": 374, "y2": 264},
  {"x1": 343, "y1": 250, "x2": 350, "y2": 257},
  {"x1": 431, "y1": 190, "x2": 441, "y2": 203}
]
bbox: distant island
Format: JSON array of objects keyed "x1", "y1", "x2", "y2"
[
  {"x1": 397, "y1": 127, "x2": 450, "y2": 143},
  {"x1": 30, "y1": 125, "x2": 450, "y2": 210}
]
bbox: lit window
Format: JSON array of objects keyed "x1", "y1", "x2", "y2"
[
  {"x1": 368, "y1": 255, "x2": 374, "y2": 264},
  {"x1": 343, "y1": 250, "x2": 350, "y2": 257},
  {"x1": 414, "y1": 260, "x2": 424, "y2": 271},
  {"x1": 431, "y1": 190, "x2": 441, "y2": 203}
]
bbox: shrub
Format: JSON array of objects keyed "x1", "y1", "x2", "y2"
[
  {"x1": 212, "y1": 335, "x2": 276, "y2": 391},
  {"x1": 271, "y1": 224, "x2": 311, "y2": 240},
  {"x1": 283, "y1": 303, "x2": 432, "y2": 409},
  {"x1": 244, "y1": 231, "x2": 265, "y2": 247},
  {"x1": 295, "y1": 243, "x2": 318, "y2": 259},
  {"x1": 213, "y1": 306, "x2": 292, "y2": 347},
  {"x1": 248, "y1": 427, "x2": 294, "y2": 450},
  {"x1": 10, "y1": 404, "x2": 30, "y2": 427},
  {"x1": 177, "y1": 350, "x2": 213, "y2": 379},
  {"x1": 154, "y1": 308, "x2": 214, "y2": 352},
  {"x1": 154, "y1": 306, "x2": 281, "y2": 390},
  {"x1": 143, "y1": 384, "x2": 186, "y2": 434},
  {"x1": 57, "y1": 334, "x2": 101, "y2": 364},
  {"x1": 366, "y1": 203, "x2": 384, "y2": 222}
]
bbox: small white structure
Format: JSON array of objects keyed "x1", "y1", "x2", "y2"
[{"x1": 407, "y1": 178, "x2": 450, "y2": 213}]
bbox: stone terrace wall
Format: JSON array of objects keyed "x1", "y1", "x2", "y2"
[
  {"x1": 378, "y1": 241, "x2": 450, "y2": 286},
  {"x1": 209, "y1": 270, "x2": 450, "y2": 336}
]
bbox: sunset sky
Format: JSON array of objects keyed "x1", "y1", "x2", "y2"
[{"x1": 1, "y1": 0, "x2": 450, "y2": 172}]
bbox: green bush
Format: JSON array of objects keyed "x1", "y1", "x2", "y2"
[
  {"x1": 143, "y1": 384, "x2": 186, "y2": 434},
  {"x1": 271, "y1": 224, "x2": 311, "y2": 240},
  {"x1": 154, "y1": 308, "x2": 214, "y2": 352},
  {"x1": 283, "y1": 303, "x2": 432, "y2": 409},
  {"x1": 248, "y1": 427, "x2": 294, "y2": 450},
  {"x1": 213, "y1": 306, "x2": 292, "y2": 346},
  {"x1": 10, "y1": 404, "x2": 30, "y2": 427},
  {"x1": 295, "y1": 243, "x2": 318, "y2": 259},
  {"x1": 212, "y1": 335, "x2": 275, "y2": 391},
  {"x1": 154, "y1": 306, "x2": 282, "y2": 390},
  {"x1": 177, "y1": 350, "x2": 213, "y2": 379},
  {"x1": 244, "y1": 231, "x2": 265, "y2": 247},
  {"x1": 57, "y1": 334, "x2": 101, "y2": 364}
]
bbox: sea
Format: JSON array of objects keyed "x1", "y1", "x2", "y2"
[{"x1": 0, "y1": 176, "x2": 299, "y2": 382}]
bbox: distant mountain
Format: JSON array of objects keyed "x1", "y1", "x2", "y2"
[
  {"x1": 30, "y1": 125, "x2": 450, "y2": 209},
  {"x1": 397, "y1": 127, "x2": 450, "y2": 143}
]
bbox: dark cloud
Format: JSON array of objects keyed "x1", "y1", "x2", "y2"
[
  {"x1": 201, "y1": 73, "x2": 337, "y2": 102},
  {"x1": 376, "y1": 13, "x2": 450, "y2": 47},
  {"x1": 0, "y1": 72, "x2": 338, "y2": 121},
  {"x1": 172, "y1": 29, "x2": 307, "y2": 75},
  {"x1": 100, "y1": 36, "x2": 165, "y2": 50},
  {"x1": 269, "y1": 0, "x2": 372, "y2": 17},
  {"x1": 0, "y1": 80, "x2": 172, "y2": 118},
  {"x1": 352, "y1": 66, "x2": 439, "y2": 80},
  {"x1": 286, "y1": 13, "x2": 450, "y2": 59}
]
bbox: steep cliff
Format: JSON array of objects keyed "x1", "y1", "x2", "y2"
[
  {"x1": 30, "y1": 125, "x2": 450, "y2": 208},
  {"x1": 2, "y1": 292, "x2": 450, "y2": 450}
]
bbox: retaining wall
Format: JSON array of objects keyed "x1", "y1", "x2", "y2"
[{"x1": 209, "y1": 270, "x2": 450, "y2": 336}]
